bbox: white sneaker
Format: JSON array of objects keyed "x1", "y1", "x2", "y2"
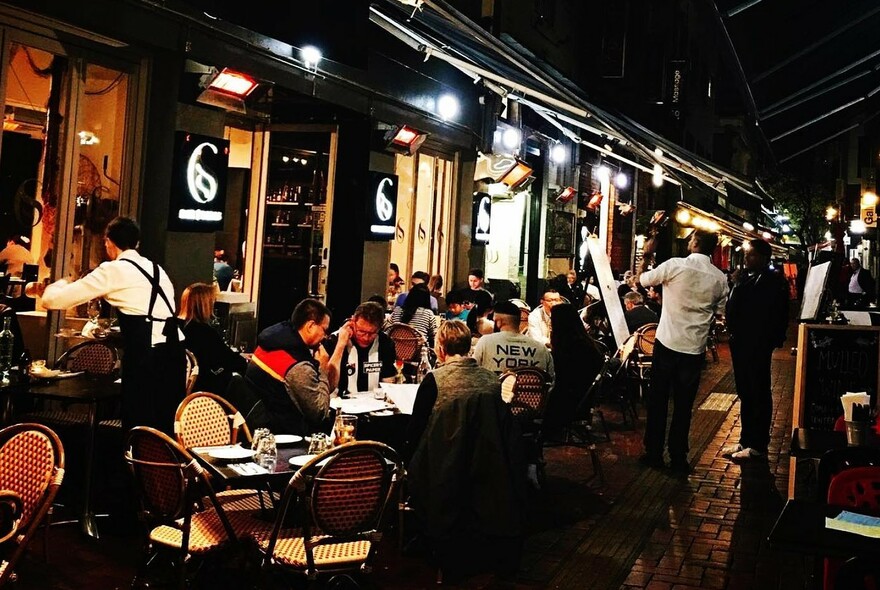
[
  {"x1": 730, "y1": 447, "x2": 764, "y2": 461},
  {"x1": 721, "y1": 444, "x2": 743, "y2": 457}
]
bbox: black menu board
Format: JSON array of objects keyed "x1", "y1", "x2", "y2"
[{"x1": 794, "y1": 324, "x2": 880, "y2": 430}]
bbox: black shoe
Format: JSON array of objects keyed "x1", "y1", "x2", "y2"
[{"x1": 638, "y1": 454, "x2": 665, "y2": 469}]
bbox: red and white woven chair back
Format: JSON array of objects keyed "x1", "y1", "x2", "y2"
[
  {"x1": 174, "y1": 392, "x2": 249, "y2": 448},
  {"x1": 386, "y1": 323, "x2": 425, "y2": 363},
  {"x1": 311, "y1": 448, "x2": 388, "y2": 537},
  {"x1": 184, "y1": 349, "x2": 199, "y2": 395},
  {"x1": 634, "y1": 323, "x2": 658, "y2": 357},
  {"x1": 0, "y1": 425, "x2": 63, "y2": 528},
  {"x1": 500, "y1": 368, "x2": 550, "y2": 419},
  {"x1": 126, "y1": 427, "x2": 188, "y2": 519},
  {"x1": 58, "y1": 341, "x2": 118, "y2": 375}
]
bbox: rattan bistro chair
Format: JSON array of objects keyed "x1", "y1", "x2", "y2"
[
  {"x1": 57, "y1": 341, "x2": 119, "y2": 376},
  {"x1": 125, "y1": 427, "x2": 268, "y2": 590},
  {"x1": 499, "y1": 368, "x2": 551, "y2": 487},
  {"x1": 0, "y1": 423, "x2": 65, "y2": 588},
  {"x1": 184, "y1": 350, "x2": 200, "y2": 396},
  {"x1": 174, "y1": 392, "x2": 252, "y2": 449},
  {"x1": 252, "y1": 441, "x2": 403, "y2": 584}
]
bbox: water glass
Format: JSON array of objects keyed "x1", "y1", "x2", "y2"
[
  {"x1": 251, "y1": 428, "x2": 272, "y2": 451},
  {"x1": 308, "y1": 433, "x2": 331, "y2": 454},
  {"x1": 333, "y1": 414, "x2": 358, "y2": 446},
  {"x1": 373, "y1": 388, "x2": 386, "y2": 401},
  {"x1": 254, "y1": 433, "x2": 277, "y2": 471}
]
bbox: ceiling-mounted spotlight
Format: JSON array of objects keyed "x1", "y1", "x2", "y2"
[
  {"x1": 502, "y1": 127, "x2": 522, "y2": 151},
  {"x1": 555, "y1": 186, "x2": 576, "y2": 204},
  {"x1": 550, "y1": 143, "x2": 566, "y2": 164},
  {"x1": 300, "y1": 46, "x2": 322, "y2": 70},
  {"x1": 205, "y1": 68, "x2": 259, "y2": 97},
  {"x1": 614, "y1": 172, "x2": 628, "y2": 189},
  {"x1": 437, "y1": 94, "x2": 459, "y2": 121}
]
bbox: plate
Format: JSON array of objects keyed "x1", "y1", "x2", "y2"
[
  {"x1": 369, "y1": 409, "x2": 395, "y2": 417},
  {"x1": 274, "y1": 434, "x2": 303, "y2": 445},
  {"x1": 207, "y1": 446, "x2": 256, "y2": 461},
  {"x1": 288, "y1": 454, "x2": 317, "y2": 467}
]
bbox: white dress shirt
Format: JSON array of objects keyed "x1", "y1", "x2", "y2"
[
  {"x1": 527, "y1": 307, "x2": 552, "y2": 346},
  {"x1": 42, "y1": 250, "x2": 179, "y2": 346},
  {"x1": 639, "y1": 253, "x2": 728, "y2": 354}
]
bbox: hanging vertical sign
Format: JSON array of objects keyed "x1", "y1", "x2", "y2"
[
  {"x1": 668, "y1": 59, "x2": 686, "y2": 121},
  {"x1": 169, "y1": 132, "x2": 229, "y2": 232},
  {"x1": 367, "y1": 171, "x2": 398, "y2": 240},
  {"x1": 472, "y1": 193, "x2": 492, "y2": 242}
]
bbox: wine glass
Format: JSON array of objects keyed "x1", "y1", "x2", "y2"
[{"x1": 87, "y1": 299, "x2": 101, "y2": 323}]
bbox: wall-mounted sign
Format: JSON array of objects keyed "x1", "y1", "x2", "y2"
[
  {"x1": 169, "y1": 132, "x2": 229, "y2": 232},
  {"x1": 472, "y1": 193, "x2": 491, "y2": 243},
  {"x1": 367, "y1": 171, "x2": 398, "y2": 241}
]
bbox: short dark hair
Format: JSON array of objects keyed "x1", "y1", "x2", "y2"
[
  {"x1": 290, "y1": 298, "x2": 330, "y2": 329},
  {"x1": 367, "y1": 295, "x2": 388, "y2": 309},
  {"x1": 623, "y1": 291, "x2": 644, "y2": 305},
  {"x1": 411, "y1": 271, "x2": 430, "y2": 283},
  {"x1": 446, "y1": 289, "x2": 465, "y2": 306},
  {"x1": 105, "y1": 217, "x2": 140, "y2": 250},
  {"x1": 749, "y1": 239, "x2": 772, "y2": 260},
  {"x1": 493, "y1": 300, "x2": 521, "y2": 329},
  {"x1": 692, "y1": 230, "x2": 718, "y2": 254},
  {"x1": 468, "y1": 268, "x2": 484, "y2": 279},
  {"x1": 353, "y1": 301, "x2": 385, "y2": 328}
]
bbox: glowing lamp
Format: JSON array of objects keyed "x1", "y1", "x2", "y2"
[
  {"x1": 207, "y1": 68, "x2": 258, "y2": 97},
  {"x1": 385, "y1": 125, "x2": 428, "y2": 155}
]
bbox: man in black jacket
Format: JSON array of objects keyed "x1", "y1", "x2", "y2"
[
  {"x1": 623, "y1": 291, "x2": 659, "y2": 333},
  {"x1": 724, "y1": 239, "x2": 789, "y2": 461},
  {"x1": 846, "y1": 258, "x2": 875, "y2": 309}
]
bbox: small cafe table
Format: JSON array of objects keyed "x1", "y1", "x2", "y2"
[{"x1": 769, "y1": 499, "x2": 880, "y2": 559}]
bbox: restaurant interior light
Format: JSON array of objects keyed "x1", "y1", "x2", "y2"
[
  {"x1": 437, "y1": 94, "x2": 459, "y2": 121},
  {"x1": 207, "y1": 68, "x2": 258, "y2": 97},
  {"x1": 300, "y1": 46, "x2": 322, "y2": 70},
  {"x1": 862, "y1": 192, "x2": 879, "y2": 207},
  {"x1": 743, "y1": 221, "x2": 755, "y2": 231},
  {"x1": 385, "y1": 125, "x2": 428, "y2": 155},
  {"x1": 501, "y1": 127, "x2": 522, "y2": 151},
  {"x1": 614, "y1": 172, "x2": 628, "y2": 189}
]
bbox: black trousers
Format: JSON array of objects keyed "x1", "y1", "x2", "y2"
[
  {"x1": 730, "y1": 337, "x2": 773, "y2": 453},
  {"x1": 643, "y1": 340, "x2": 704, "y2": 461}
]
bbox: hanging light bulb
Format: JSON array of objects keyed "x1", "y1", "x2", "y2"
[{"x1": 614, "y1": 172, "x2": 628, "y2": 189}]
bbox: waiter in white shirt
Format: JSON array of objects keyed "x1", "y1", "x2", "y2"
[
  {"x1": 637, "y1": 229, "x2": 728, "y2": 473},
  {"x1": 38, "y1": 217, "x2": 185, "y2": 433}
]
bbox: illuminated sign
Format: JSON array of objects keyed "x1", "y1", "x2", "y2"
[
  {"x1": 472, "y1": 193, "x2": 492, "y2": 243},
  {"x1": 169, "y1": 132, "x2": 228, "y2": 232},
  {"x1": 367, "y1": 172, "x2": 398, "y2": 241}
]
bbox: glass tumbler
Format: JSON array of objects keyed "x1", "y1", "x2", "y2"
[
  {"x1": 254, "y1": 433, "x2": 277, "y2": 471},
  {"x1": 333, "y1": 414, "x2": 358, "y2": 446}
]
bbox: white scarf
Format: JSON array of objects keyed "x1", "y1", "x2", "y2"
[{"x1": 347, "y1": 337, "x2": 382, "y2": 392}]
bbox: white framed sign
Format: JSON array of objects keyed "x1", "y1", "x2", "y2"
[{"x1": 587, "y1": 236, "x2": 630, "y2": 349}]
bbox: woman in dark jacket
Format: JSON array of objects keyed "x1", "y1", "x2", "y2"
[
  {"x1": 180, "y1": 283, "x2": 247, "y2": 394},
  {"x1": 547, "y1": 303, "x2": 605, "y2": 435}
]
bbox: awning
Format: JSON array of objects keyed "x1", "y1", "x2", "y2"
[
  {"x1": 370, "y1": 0, "x2": 765, "y2": 201},
  {"x1": 676, "y1": 202, "x2": 788, "y2": 258}
]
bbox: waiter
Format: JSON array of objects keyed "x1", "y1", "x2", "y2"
[
  {"x1": 39, "y1": 217, "x2": 185, "y2": 433},
  {"x1": 324, "y1": 301, "x2": 396, "y2": 394}
]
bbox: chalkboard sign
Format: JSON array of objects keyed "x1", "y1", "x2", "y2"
[{"x1": 793, "y1": 324, "x2": 880, "y2": 430}]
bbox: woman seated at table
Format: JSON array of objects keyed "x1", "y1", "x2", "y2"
[
  {"x1": 179, "y1": 283, "x2": 247, "y2": 394},
  {"x1": 547, "y1": 303, "x2": 605, "y2": 437},
  {"x1": 390, "y1": 283, "x2": 436, "y2": 347}
]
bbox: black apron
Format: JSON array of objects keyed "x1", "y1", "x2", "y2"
[{"x1": 117, "y1": 260, "x2": 186, "y2": 435}]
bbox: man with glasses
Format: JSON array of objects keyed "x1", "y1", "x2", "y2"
[
  {"x1": 527, "y1": 289, "x2": 563, "y2": 346},
  {"x1": 246, "y1": 298, "x2": 351, "y2": 435},
  {"x1": 323, "y1": 301, "x2": 397, "y2": 395}
]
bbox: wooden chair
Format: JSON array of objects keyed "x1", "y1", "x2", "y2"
[
  {"x1": 252, "y1": 441, "x2": 403, "y2": 584},
  {"x1": 0, "y1": 423, "x2": 65, "y2": 587},
  {"x1": 184, "y1": 350, "x2": 199, "y2": 396},
  {"x1": 124, "y1": 427, "x2": 268, "y2": 589}
]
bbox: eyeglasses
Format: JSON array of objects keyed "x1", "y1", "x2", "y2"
[{"x1": 353, "y1": 324, "x2": 379, "y2": 337}]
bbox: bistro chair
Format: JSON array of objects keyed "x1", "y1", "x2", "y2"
[
  {"x1": 499, "y1": 368, "x2": 551, "y2": 487},
  {"x1": 174, "y1": 392, "x2": 252, "y2": 449},
  {"x1": 184, "y1": 350, "x2": 199, "y2": 396},
  {"x1": 125, "y1": 427, "x2": 268, "y2": 590},
  {"x1": 615, "y1": 322, "x2": 656, "y2": 425},
  {"x1": 251, "y1": 441, "x2": 403, "y2": 584},
  {"x1": 56, "y1": 340, "x2": 119, "y2": 376},
  {"x1": 0, "y1": 423, "x2": 65, "y2": 588},
  {"x1": 386, "y1": 323, "x2": 426, "y2": 379}
]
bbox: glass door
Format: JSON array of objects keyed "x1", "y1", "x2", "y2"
[{"x1": 254, "y1": 126, "x2": 336, "y2": 330}]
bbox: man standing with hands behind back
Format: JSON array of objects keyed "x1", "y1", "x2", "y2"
[
  {"x1": 637, "y1": 229, "x2": 728, "y2": 472},
  {"x1": 723, "y1": 239, "x2": 788, "y2": 461}
]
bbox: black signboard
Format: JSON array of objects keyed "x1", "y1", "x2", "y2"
[
  {"x1": 367, "y1": 171, "x2": 398, "y2": 241},
  {"x1": 472, "y1": 193, "x2": 491, "y2": 243},
  {"x1": 168, "y1": 132, "x2": 229, "y2": 232},
  {"x1": 798, "y1": 325, "x2": 880, "y2": 430}
]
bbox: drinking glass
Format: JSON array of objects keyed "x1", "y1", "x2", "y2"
[
  {"x1": 251, "y1": 428, "x2": 271, "y2": 451},
  {"x1": 373, "y1": 388, "x2": 386, "y2": 401},
  {"x1": 254, "y1": 433, "x2": 277, "y2": 471},
  {"x1": 333, "y1": 414, "x2": 357, "y2": 446},
  {"x1": 87, "y1": 299, "x2": 101, "y2": 323},
  {"x1": 308, "y1": 433, "x2": 331, "y2": 454}
]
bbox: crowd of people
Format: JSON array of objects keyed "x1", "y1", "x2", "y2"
[{"x1": 31, "y1": 216, "x2": 811, "y2": 580}]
